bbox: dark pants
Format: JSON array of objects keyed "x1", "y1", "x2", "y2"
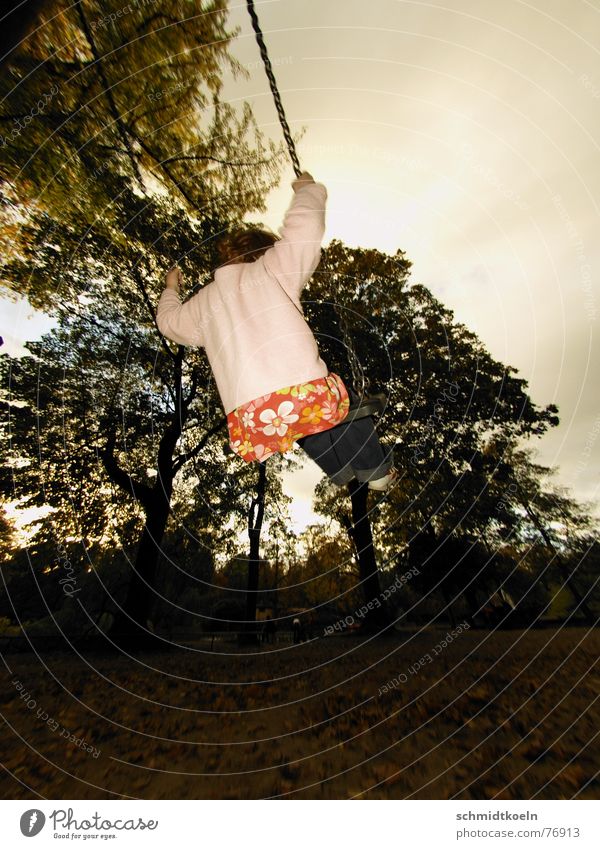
[{"x1": 297, "y1": 416, "x2": 393, "y2": 485}]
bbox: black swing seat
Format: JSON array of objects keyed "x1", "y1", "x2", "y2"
[{"x1": 340, "y1": 392, "x2": 387, "y2": 424}]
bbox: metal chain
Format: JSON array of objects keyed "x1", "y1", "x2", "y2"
[
  {"x1": 246, "y1": 0, "x2": 302, "y2": 178},
  {"x1": 336, "y1": 303, "x2": 370, "y2": 397}
]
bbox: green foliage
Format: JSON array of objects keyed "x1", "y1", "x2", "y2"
[
  {"x1": 0, "y1": 505, "x2": 18, "y2": 563},
  {"x1": 304, "y1": 240, "x2": 597, "y2": 621},
  {"x1": 0, "y1": 0, "x2": 282, "y2": 257},
  {"x1": 0, "y1": 178, "x2": 294, "y2": 629}
]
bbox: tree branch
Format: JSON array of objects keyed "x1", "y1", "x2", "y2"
[
  {"x1": 184, "y1": 369, "x2": 199, "y2": 407},
  {"x1": 161, "y1": 152, "x2": 272, "y2": 168},
  {"x1": 134, "y1": 13, "x2": 182, "y2": 34},
  {"x1": 130, "y1": 264, "x2": 176, "y2": 360},
  {"x1": 101, "y1": 429, "x2": 153, "y2": 511},
  {"x1": 133, "y1": 134, "x2": 201, "y2": 211},
  {"x1": 172, "y1": 416, "x2": 225, "y2": 474},
  {"x1": 76, "y1": 3, "x2": 145, "y2": 192}
]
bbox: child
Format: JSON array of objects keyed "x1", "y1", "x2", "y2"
[{"x1": 156, "y1": 172, "x2": 395, "y2": 490}]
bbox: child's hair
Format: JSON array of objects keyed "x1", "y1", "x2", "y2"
[{"x1": 216, "y1": 227, "x2": 279, "y2": 267}]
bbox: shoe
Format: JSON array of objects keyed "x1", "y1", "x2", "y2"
[{"x1": 368, "y1": 468, "x2": 398, "y2": 491}]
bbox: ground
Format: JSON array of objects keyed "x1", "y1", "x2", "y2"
[{"x1": 0, "y1": 625, "x2": 598, "y2": 799}]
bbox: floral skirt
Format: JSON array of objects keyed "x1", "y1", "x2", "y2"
[{"x1": 226, "y1": 373, "x2": 350, "y2": 463}]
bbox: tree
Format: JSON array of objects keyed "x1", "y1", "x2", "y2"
[
  {"x1": 1, "y1": 177, "x2": 288, "y2": 643},
  {"x1": 1, "y1": 173, "x2": 297, "y2": 642},
  {"x1": 0, "y1": 0, "x2": 295, "y2": 650},
  {"x1": 0, "y1": 0, "x2": 282, "y2": 249},
  {"x1": 470, "y1": 440, "x2": 598, "y2": 624},
  {"x1": 303, "y1": 240, "x2": 595, "y2": 627},
  {"x1": 0, "y1": 1, "x2": 292, "y2": 646},
  {"x1": 4, "y1": 118, "x2": 598, "y2": 646}
]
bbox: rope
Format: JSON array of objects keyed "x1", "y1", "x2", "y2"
[{"x1": 246, "y1": 0, "x2": 302, "y2": 178}]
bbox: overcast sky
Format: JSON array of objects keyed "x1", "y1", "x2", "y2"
[
  {"x1": 219, "y1": 0, "x2": 600, "y2": 527},
  {"x1": 3, "y1": 0, "x2": 599, "y2": 533}
]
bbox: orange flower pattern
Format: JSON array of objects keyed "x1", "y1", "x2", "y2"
[{"x1": 227, "y1": 373, "x2": 350, "y2": 463}]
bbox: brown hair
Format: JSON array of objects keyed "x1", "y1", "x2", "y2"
[{"x1": 216, "y1": 227, "x2": 279, "y2": 267}]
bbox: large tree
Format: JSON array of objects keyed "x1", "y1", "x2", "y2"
[
  {"x1": 303, "y1": 240, "x2": 598, "y2": 626},
  {"x1": 1, "y1": 178, "x2": 287, "y2": 643},
  {"x1": 0, "y1": 0, "x2": 289, "y2": 644}
]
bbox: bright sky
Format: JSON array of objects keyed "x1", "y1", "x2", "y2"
[
  {"x1": 222, "y1": 0, "x2": 600, "y2": 526},
  {"x1": 2, "y1": 0, "x2": 599, "y2": 534}
]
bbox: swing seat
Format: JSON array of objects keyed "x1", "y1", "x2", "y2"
[{"x1": 341, "y1": 392, "x2": 387, "y2": 424}]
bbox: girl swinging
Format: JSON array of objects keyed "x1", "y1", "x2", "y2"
[{"x1": 156, "y1": 171, "x2": 396, "y2": 490}]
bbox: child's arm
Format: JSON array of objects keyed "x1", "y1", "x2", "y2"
[
  {"x1": 156, "y1": 267, "x2": 204, "y2": 347},
  {"x1": 262, "y1": 171, "x2": 327, "y2": 299}
]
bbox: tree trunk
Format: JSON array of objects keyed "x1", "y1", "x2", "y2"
[
  {"x1": 127, "y1": 504, "x2": 170, "y2": 626},
  {"x1": 108, "y1": 496, "x2": 171, "y2": 645},
  {"x1": 244, "y1": 462, "x2": 267, "y2": 640},
  {"x1": 348, "y1": 479, "x2": 389, "y2": 630},
  {"x1": 99, "y1": 348, "x2": 225, "y2": 649}
]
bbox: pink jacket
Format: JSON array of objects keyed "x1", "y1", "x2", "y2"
[{"x1": 156, "y1": 180, "x2": 329, "y2": 414}]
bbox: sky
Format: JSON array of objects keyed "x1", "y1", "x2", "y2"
[{"x1": 2, "y1": 0, "x2": 599, "y2": 534}]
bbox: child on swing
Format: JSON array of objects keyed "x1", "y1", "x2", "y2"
[{"x1": 156, "y1": 172, "x2": 395, "y2": 490}]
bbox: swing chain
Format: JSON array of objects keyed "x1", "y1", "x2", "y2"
[
  {"x1": 335, "y1": 302, "x2": 371, "y2": 398},
  {"x1": 246, "y1": 1, "x2": 302, "y2": 179}
]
